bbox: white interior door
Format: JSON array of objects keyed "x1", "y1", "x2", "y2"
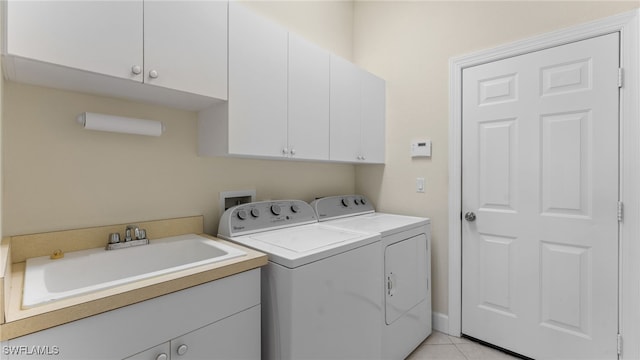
[{"x1": 462, "y1": 33, "x2": 620, "y2": 359}]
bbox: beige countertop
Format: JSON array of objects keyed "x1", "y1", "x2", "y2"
[{"x1": 0, "y1": 216, "x2": 267, "y2": 341}]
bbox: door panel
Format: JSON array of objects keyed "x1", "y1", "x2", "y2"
[
  {"x1": 385, "y1": 234, "x2": 428, "y2": 325},
  {"x1": 228, "y1": 2, "x2": 288, "y2": 157},
  {"x1": 462, "y1": 33, "x2": 619, "y2": 359},
  {"x1": 288, "y1": 33, "x2": 331, "y2": 160}
]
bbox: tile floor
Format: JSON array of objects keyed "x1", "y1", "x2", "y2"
[{"x1": 407, "y1": 331, "x2": 520, "y2": 360}]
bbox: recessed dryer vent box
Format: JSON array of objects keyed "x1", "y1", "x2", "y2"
[{"x1": 220, "y1": 190, "x2": 256, "y2": 213}]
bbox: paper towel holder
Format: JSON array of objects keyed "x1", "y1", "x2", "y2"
[{"x1": 76, "y1": 112, "x2": 166, "y2": 137}]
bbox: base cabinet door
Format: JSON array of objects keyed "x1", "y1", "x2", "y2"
[
  {"x1": 124, "y1": 305, "x2": 260, "y2": 360},
  {"x1": 170, "y1": 305, "x2": 260, "y2": 360},
  {"x1": 124, "y1": 343, "x2": 171, "y2": 360}
]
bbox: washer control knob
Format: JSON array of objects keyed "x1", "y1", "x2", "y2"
[
  {"x1": 237, "y1": 209, "x2": 247, "y2": 220},
  {"x1": 341, "y1": 198, "x2": 349, "y2": 207},
  {"x1": 271, "y1": 204, "x2": 282, "y2": 215},
  {"x1": 291, "y1": 204, "x2": 300, "y2": 213},
  {"x1": 251, "y1": 208, "x2": 260, "y2": 218}
]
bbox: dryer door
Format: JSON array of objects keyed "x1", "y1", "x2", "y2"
[{"x1": 385, "y1": 233, "x2": 428, "y2": 325}]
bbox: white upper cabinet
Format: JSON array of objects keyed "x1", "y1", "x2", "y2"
[
  {"x1": 227, "y1": 1, "x2": 288, "y2": 158},
  {"x1": 4, "y1": 1, "x2": 143, "y2": 80},
  {"x1": 3, "y1": 0, "x2": 227, "y2": 110},
  {"x1": 330, "y1": 56, "x2": 386, "y2": 164},
  {"x1": 330, "y1": 56, "x2": 362, "y2": 162},
  {"x1": 144, "y1": 1, "x2": 227, "y2": 100},
  {"x1": 288, "y1": 33, "x2": 331, "y2": 160},
  {"x1": 199, "y1": 2, "x2": 333, "y2": 161},
  {"x1": 361, "y1": 70, "x2": 386, "y2": 163}
]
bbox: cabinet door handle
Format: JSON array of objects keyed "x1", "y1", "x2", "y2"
[
  {"x1": 177, "y1": 344, "x2": 188, "y2": 356},
  {"x1": 290, "y1": 148, "x2": 296, "y2": 156},
  {"x1": 156, "y1": 353, "x2": 168, "y2": 360},
  {"x1": 149, "y1": 69, "x2": 159, "y2": 79},
  {"x1": 131, "y1": 65, "x2": 142, "y2": 75}
]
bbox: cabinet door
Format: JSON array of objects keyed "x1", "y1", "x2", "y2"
[
  {"x1": 123, "y1": 343, "x2": 171, "y2": 360},
  {"x1": 5, "y1": 0, "x2": 142, "y2": 81},
  {"x1": 144, "y1": 1, "x2": 227, "y2": 99},
  {"x1": 360, "y1": 71, "x2": 386, "y2": 163},
  {"x1": 330, "y1": 56, "x2": 361, "y2": 162},
  {"x1": 288, "y1": 33, "x2": 330, "y2": 160},
  {"x1": 228, "y1": 2, "x2": 288, "y2": 157},
  {"x1": 170, "y1": 305, "x2": 261, "y2": 360}
]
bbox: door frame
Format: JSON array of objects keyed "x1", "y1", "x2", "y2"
[{"x1": 448, "y1": 9, "x2": 640, "y2": 359}]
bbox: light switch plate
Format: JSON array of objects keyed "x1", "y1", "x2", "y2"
[{"x1": 416, "y1": 178, "x2": 425, "y2": 193}]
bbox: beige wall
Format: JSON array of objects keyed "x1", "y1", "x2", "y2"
[
  {"x1": 352, "y1": 1, "x2": 639, "y2": 317},
  {"x1": 242, "y1": 0, "x2": 354, "y2": 60},
  {"x1": 1, "y1": 1, "x2": 356, "y2": 237}
]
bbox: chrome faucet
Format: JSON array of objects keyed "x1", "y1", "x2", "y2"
[{"x1": 106, "y1": 224, "x2": 149, "y2": 250}]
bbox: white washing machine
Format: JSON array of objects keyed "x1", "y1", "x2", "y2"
[
  {"x1": 311, "y1": 195, "x2": 432, "y2": 360},
  {"x1": 218, "y1": 200, "x2": 382, "y2": 360}
]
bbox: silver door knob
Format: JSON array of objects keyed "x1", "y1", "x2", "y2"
[
  {"x1": 465, "y1": 212, "x2": 476, "y2": 222},
  {"x1": 131, "y1": 65, "x2": 142, "y2": 75}
]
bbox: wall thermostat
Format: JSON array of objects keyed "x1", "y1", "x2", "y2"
[{"x1": 411, "y1": 140, "x2": 432, "y2": 158}]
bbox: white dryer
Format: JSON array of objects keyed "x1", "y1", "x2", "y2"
[
  {"x1": 218, "y1": 200, "x2": 382, "y2": 360},
  {"x1": 311, "y1": 195, "x2": 432, "y2": 360}
]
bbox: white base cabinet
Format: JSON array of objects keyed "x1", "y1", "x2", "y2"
[
  {"x1": 125, "y1": 306, "x2": 260, "y2": 360},
  {"x1": 2, "y1": 270, "x2": 260, "y2": 360}
]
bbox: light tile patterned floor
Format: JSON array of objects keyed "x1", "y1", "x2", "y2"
[{"x1": 407, "y1": 331, "x2": 520, "y2": 360}]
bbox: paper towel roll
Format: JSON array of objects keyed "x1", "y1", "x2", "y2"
[{"x1": 77, "y1": 112, "x2": 165, "y2": 136}]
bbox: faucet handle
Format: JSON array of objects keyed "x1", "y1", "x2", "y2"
[
  {"x1": 126, "y1": 224, "x2": 141, "y2": 240},
  {"x1": 109, "y1": 233, "x2": 120, "y2": 244},
  {"x1": 139, "y1": 229, "x2": 147, "y2": 240},
  {"x1": 124, "y1": 228, "x2": 132, "y2": 242}
]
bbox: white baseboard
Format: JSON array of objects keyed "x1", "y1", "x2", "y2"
[{"x1": 432, "y1": 312, "x2": 449, "y2": 334}]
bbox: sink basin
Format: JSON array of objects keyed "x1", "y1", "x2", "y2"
[{"x1": 23, "y1": 234, "x2": 246, "y2": 308}]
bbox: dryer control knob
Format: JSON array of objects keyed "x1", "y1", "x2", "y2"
[
  {"x1": 237, "y1": 209, "x2": 248, "y2": 220},
  {"x1": 251, "y1": 208, "x2": 260, "y2": 218},
  {"x1": 271, "y1": 204, "x2": 282, "y2": 215},
  {"x1": 360, "y1": 198, "x2": 367, "y2": 205}
]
